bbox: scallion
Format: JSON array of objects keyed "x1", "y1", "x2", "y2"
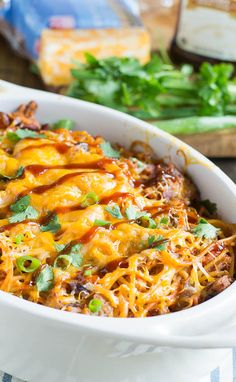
[
  {"x1": 16, "y1": 255, "x2": 41, "y2": 273},
  {"x1": 88, "y1": 298, "x2": 102, "y2": 313},
  {"x1": 81, "y1": 192, "x2": 99, "y2": 208}
]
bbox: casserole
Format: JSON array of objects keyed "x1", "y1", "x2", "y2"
[{"x1": 0, "y1": 80, "x2": 236, "y2": 382}]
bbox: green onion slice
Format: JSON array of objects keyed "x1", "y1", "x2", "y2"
[
  {"x1": 81, "y1": 192, "x2": 99, "y2": 208},
  {"x1": 54, "y1": 255, "x2": 72, "y2": 270},
  {"x1": 88, "y1": 298, "x2": 103, "y2": 313},
  {"x1": 16, "y1": 255, "x2": 41, "y2": 273},
  {"x1": 94, "y1": 219, "x2": 111, "y2": 227}
]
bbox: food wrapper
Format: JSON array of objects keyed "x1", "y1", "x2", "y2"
[{"x1": 0, "y1": 0, "x2": 150, "y2": 86}]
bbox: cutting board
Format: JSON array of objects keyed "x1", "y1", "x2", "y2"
[{"x1": 178, "y1": 129, "x2": 236, "y2": 157}]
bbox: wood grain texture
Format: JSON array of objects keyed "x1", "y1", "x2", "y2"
[
  {"x1": 178, "y1": 129, "x2": 236, "y2": 157},
  {"x1": 0, "y1": 35, "x2": 43, "y2": 89}
]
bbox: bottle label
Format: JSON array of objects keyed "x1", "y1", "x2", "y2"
[{"x1": 176, "y1": 0, "x2": 236, "y2": 60}]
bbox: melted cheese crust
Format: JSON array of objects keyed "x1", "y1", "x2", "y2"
[{"x1": 0, "y1": 103, "x2": 235, "y2": 317}]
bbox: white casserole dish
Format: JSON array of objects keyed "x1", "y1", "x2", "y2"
[{"x1": 0, "y1": 80, "x2": 236, "y2": 382}]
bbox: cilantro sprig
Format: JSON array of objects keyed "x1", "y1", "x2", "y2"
[
  {"x1": 125, "y1": 206, "x2": 147, "y2": 220},
  {"x1": 192, "y1": 218, "x2": 220, "y2": 239},
  {"x1": 40, "y1": 213, "x2": 61, "y2": 233},
  {"x1": 54, "y1": 243, "x2": 83, "y2": 269},
  {"x1": 148, "y1": 235, "x2": 168, "y2": 251},
  {"x1": 125, "y1": 206, "x2": 156, "y2": 228},
  {"x1": 36, "y1": 266, "x2": 54, "y2": 292},
  {"x1": 7, "y1": 129, "x2": 46, "y2": 143},
  {"x1": 68, "y1": 53, "x2": 236, "y2": 136},
  {"x1": 9, "y1": 195, "x2": 39, "y2": 223},
  {"x1": 200, "y1": 199, "x2": 217, "y2": 215}
]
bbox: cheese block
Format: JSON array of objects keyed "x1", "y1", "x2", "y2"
[{"x1": 38, "y1": 28, "x2": 151, "y2": 86}]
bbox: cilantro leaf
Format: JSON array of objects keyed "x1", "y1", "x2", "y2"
[
  {"x1": 192, "y1": 218, "x2": 220, "y2": 239},
  {"x1": 125, "y1": 206, "x2": 149, "y2": 221},
  {"x1": 41, "y1": 214, "x2": 61, "y2": 233},
  {"x1": 54, "y1": 243, "x2": 67, "y2": 252},
  {"x1": 148, "y1": 235, "x2": 158, "y2": 246},
  {"x1": 125, "y1": 206, "x2": 137, "y2": 220},
  {"x1": 9, "y1": 205, "x2": 39, "y2": 223},
  {"x1": 9, "y1": 195, "x2": 38, "y2": 223},
  {"x1": 100, "y1": 142, "x2": 120, "y2": 158},
  {"x1": 148, "y1": 235, "x2": 167, "y2": 251},
  {"x1": 36, "y1": 266, "x2": 54, "y2": 292},
  {"x1": 0, "y1": 166, "x2": 24, "y2": 181},
  {"x1": 160, "y1": 216, "x2": 169, "y2": 225},
  {"x1": 68, "y1": 53, "x2": 236, "y2": 133},
  {"x1": 105, "y1": 204, "x2": 123, "y2": 219},
  {"x1": 69, "y1": 244, "x2": 83, "y2": 268},
  {"x1": 54, "y1": 243, "x2": 83, "y2": 268},
  {"x1": 52, "y1": 119, "x2": 75, "y2": 131},
  {"x1": 155, "y1": 242, "x2": 167, "y2": 251},
  {"x1": 94, "y1": 219, "x2": 111, "y2": 227},
  {"x1": 200, "y1": 199, "x2": 217, "y2": 215},
  {"x1": 10, "y1": 195, "x2": 30, "y2": 213},
  {"x1": 7, "y1": 129, "x2": 46, "y2": 143},
  {"x1": 140, "y1": 215, "x2": 157, "y2": 229}
]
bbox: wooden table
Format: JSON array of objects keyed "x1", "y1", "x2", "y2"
[{"x1": 0, "y1": 28, "x2": 236, "y2": 183}]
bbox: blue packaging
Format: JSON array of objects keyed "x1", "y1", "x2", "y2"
[{"x1": 0, "y1": 0, "x2": 141, "y2": 59}]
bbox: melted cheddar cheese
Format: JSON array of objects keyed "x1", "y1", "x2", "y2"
[{"x1": 0, "y1": 102, "x2": 234, "y2": 317}]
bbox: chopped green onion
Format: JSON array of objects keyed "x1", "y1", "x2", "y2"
[
  {"x1": 14, "y1": 234, "x2": 24, "y2": 245},
  {"x1": 16, "y1": 255, "x2": 41, "y2": 273},
  {"x1": 105, "y1": 204, "x2": 123, "y2": 219},
  {"x1": 100, "y1": 142, "x2": 120, "y2": 158},
  {"x1": 0, "y1": 166, "x2": 24, "y2": 181},
  {"x1": 94, "y1": 219, "x2": 111, "y2": 227},
  {"x1": 84, "y1": 269, "x2": 92, "y2": 276},
  {"x1": 54, "y1": 255, "x2": 72, "y2": 270},
  {"x1": 52, "y1": 119, "x2": 75, "y2": 131},
  {"x1": 88, "y1": 298, "x2": 102, "y2": 313},
  {"x1": 81, "y1": 192, "x2": 99, "y2": 207}
]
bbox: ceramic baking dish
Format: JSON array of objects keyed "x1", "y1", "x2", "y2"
[{"x1": 0, "y1": 80, "x2": 236, "y2": 382}]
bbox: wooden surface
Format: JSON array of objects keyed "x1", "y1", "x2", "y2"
[
  {"x1": 0, "y1": 4, "x2": 236, "y2": 159},
  {"x1": 179, "y1": 129, "x2": 236, "y2": 158},
  {"x1": 0, "y1": 35, "x2": 44, "y2": 89}
]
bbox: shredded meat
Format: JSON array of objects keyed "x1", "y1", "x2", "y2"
[
  {"x1": 9, "y1": 101, "x2": 41, "y2": 131},
  {"x1": 202, "y1": 275, "x2": 232, "y2": 301},
  {"x1": 144, "y1": 163, "x2": 198, "y2": 204},
  {"x1": 0, "y1": 113, "x2": 11, "y2": 130}
]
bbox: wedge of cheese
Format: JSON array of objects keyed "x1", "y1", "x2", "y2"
[{"x1": 38, "y1": 28, "x2": 150, "y2": 86}]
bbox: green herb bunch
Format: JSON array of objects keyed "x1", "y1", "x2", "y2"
[{"x1": 67, "y1": 53, "x2": 236, "y2": 135}]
